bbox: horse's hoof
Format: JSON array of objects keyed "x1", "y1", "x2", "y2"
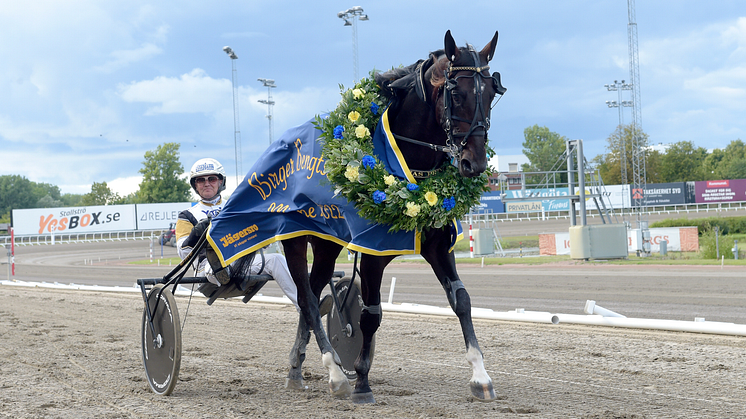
[
  {"x1": 330, "y1": 379, "x2": 353, "y2": 399},
  {"x1": 285, "y1": 378, "x2": 307, "y2": 390},
  {"x1": 351, "y1": 391, "x2": 376, "y2": 404},
  {"x1": 470, "y1": 381, "x2": 497, "y2": 402}
]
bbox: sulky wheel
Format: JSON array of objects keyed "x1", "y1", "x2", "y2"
[
  {"x1": 326, "y1": 278, "x2": 375, "y2": 380},
  {"x1": 141, "y1": 284, "x2": 182, "y2": 396}
]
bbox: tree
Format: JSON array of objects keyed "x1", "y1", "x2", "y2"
[
  {"x1": 137, "y1": 142, "x2": 191, "y2": 203},
  {"x1": 593, "y1": 124, "x2": 651, "y2": 185},
  {"x1": 37, "y1": 195, "x2": 63, "y2": 208},
  {"x1": 521, "y1": 125, "x2": 567, "y2": 172},
  {"x1": 703, "y1": 148, "x2": 726, "y2": 180},
  {"x1": 521, "y1": 125, "x2": 567, "y2": 185},
  {"x1": 0, "y1": 175, "x2": 39, "y2": 219},
  {"x1": 60, "y1": 193, "x2": 84, "y2": 207},
  {"x1": 658, "y1": 141, "x2": 707, "y2": 182},
  {"x1": 707, "y1": 140, "x2": 746, "y2": 180},
  {"x1": 81, "y1": 181, "x2": 121, "y2": 206}
]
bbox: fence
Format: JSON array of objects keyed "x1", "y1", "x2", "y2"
[
  {"x1": 469, "y1": 200, "x2": 746, "y2": 224},
  {"x1": 0, "y1": 230, "x2": 168, "y2": 247},
  {"x1": 3, "y1": 200, "x2": 746, "y2": 246}
]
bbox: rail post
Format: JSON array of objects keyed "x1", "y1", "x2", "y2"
[
  {"x1": 10, "y1": 227, "x2": 14, "y2": 277},
  {"x1": 469, "y1": 213, "x2": 474, "y2": 258}
]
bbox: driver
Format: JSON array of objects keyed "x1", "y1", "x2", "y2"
[{"x1": 175, "y1": 158, "x2": 301, "y2": 312}]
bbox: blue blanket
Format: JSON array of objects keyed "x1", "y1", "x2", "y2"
[{"x1": 207, "y1": 112, "x2": 462, "y2": 267}]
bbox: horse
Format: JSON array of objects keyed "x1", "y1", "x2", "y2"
[{"x1": 277, "y1": 30, "x2": 505, "y2": 403}]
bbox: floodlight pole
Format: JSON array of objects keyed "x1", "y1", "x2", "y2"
[
  {"x1": 604, "y1": 80, "x2": 633, "y2": 185},
  {"x1": 257, "y1": 78, "x2": 276, "y2": 145},
  {"x1": 223, "y1": 46, "x2": 242, "y2": 184},
  {"x1": 337, "y1": 6, "x2": 369, "y2": 83}
]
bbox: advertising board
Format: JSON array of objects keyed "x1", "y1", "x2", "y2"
[
  {"x1": 601, "y1": 184, "x2": 630, "y2": 209},
  {"x1": 693, "y1": 179, "x2": 746, "y2": 203},
  {"x1": 12, "y1": 205, "x2": 137, "y2": 235},
  {"x1": 503, "y1": 187, "x2": 570, "y2": 212},
  {"x1": 543, "y1": 227, "x2": 697, "y2": 255},
  {"x1": 136, "y1": 202, "x2": 192, "y2": 230},
  {"x1": 473, "y1": 190, "x2": 505, "y2": 214},
  {"x1": 635, "y1": 182, "x2": 687, "y2": 206}
]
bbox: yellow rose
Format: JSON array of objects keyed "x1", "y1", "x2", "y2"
[
  {"x1": 424, "y1": 191, "x2": 438, "y2": 206},
  {"x1": 344, "y1": 165, "x2": 359, "y2": 182},
  {"x1": 355, "y1": 125, "x2": 370, "y2": 139},
  {"x1": 405, "y1": 202, "x2": 421, "y2": 217},
  {"x1": 348, "y1": 111, "x2": 360, "y2": 122},
  {"x1": 352, "y1": 88, "x2": 366, "y2": 99},
  {"x1": 384, "y1": 175, "x2": 396, "y2": 186}
]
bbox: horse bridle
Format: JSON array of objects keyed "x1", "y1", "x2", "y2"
[{"x1": 393, "y1": 45, "x2": 506, "y2": 175}]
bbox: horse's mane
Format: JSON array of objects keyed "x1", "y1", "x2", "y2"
[
  {"x1": 374, "y1": 60, "x2": 423, "y2": 101},
  {"x1": 375, "y1": 46, "x2": 477, "y2": 103}
]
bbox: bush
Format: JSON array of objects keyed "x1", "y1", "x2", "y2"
[
  {"x1": 651, "y1": 216, "x2": 746, "y2": 236},
  {"x1": 699, "y1": 230, "x2": 737, "y2": 259}
]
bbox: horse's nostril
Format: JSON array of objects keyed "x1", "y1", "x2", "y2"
[{"x1": 461, "y1": 160, "x2": 474, "y2": 176}]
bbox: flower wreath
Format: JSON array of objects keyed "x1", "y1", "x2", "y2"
[{"x1": 316, "y1": 74, "x2": 491, "y2": 233}]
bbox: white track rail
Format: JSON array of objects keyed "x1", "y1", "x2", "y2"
[{"x1": 3, "y1": 279, "x2": 745, "y2": 337}]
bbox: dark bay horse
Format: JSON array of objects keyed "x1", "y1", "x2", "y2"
[{"x1": 278, "y1": 30, "x2": 505, "y2": 404}]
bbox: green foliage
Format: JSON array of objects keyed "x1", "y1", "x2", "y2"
[
  {"x1": 60, "y1": 193, "x2": 84, "y2": 207},
  {"x1": 0, "y1": 175, "x2": 69, "y2": 220},
  {"x1": 81, "y1": 181, "x2": 121, "y2": 206},
  {"x1": 521, "y1": 125, "x2": 567, "y2": 184},
  {"x1": 698, "y1": 230, "x2": 737, "y2": 259},
  {"x1": 594, "y1": 124, "x2": 651, "y2": 185},
  {"x1": 650, "y1": 216, "x2": 746, "y2": 236},
  {"x1": 317, "y1": 76, "x2": 490, "y2": 232},
  {"x1": 36, "y1": 195, "x2": 62, "y2": 208},
  {"x1": 658, "y1": 141, "x2": 707, "y2": 182},
  {"x1": 137, "y1": 142, "x2": 191, "y2": 203}
]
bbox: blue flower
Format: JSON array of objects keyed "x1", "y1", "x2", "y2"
[
  {"x1": 370, "y1": 102, "x2": 379, "y2": 115},
  {"x1": 442, "y1": 196, "x2": 456, "y2": 211},
  {"x1": 333, "y1": 125, "x2": 345, "y2": 139},
  {"x1": 406, "y1": 183, "x2": 419, "y2": 191},
  {"x1": 372, "y1": 190, "x2": 387, "y2": 204},
  {"x1": 362, "y1": 155, "x2": 376, "y2": 169}
]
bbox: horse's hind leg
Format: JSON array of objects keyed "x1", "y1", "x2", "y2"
[
  {"x1": 421, "y1": 231, "x2": 497, "y2": 402},
  {"x1": 282, "y1": 237, "x2": 351, "y2": 398},
  {"x1": 285, "y1": 314, "x2": 310, "y2": 390}
]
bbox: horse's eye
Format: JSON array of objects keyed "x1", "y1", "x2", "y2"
[{"x1": 451, "y1": 91, "x2": 463, "y2": 106}]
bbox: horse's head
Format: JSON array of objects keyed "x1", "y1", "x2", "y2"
[{"x1": 430, "y1": 30, "x2": 506, "y2": 178}]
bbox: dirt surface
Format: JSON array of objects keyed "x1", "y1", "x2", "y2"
[
  {"x1": 1, "y1": 286, "x2": 746, "y2": 418},
  {"x1": 3, "y1": 239, "x2": 746, "y2": 417}
]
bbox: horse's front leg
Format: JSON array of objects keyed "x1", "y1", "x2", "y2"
[
  {"x1": 351, "y1": 254, "x2": 393, "y2": 404},
  {"x1": 282, "y1": 237, "x2": 351, "y2": 398},
  {"x1": 421, "y1": 231, "x2": 497, "y2": 402}
]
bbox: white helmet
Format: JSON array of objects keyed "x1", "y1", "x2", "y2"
[{"x1": 189, "y1": 158, "x2": 227, "y2": 194}]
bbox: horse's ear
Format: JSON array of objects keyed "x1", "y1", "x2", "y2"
[
  {"x1": 481, "y1": 31, "x2": 499, "y2": 63},
  {"x1": 444, "y1": 30, "x2": 459, "y2": 62}
]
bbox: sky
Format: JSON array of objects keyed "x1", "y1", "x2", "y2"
[{"x1": 1, "y1": 1, "x2": 745, "y2": 197}]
